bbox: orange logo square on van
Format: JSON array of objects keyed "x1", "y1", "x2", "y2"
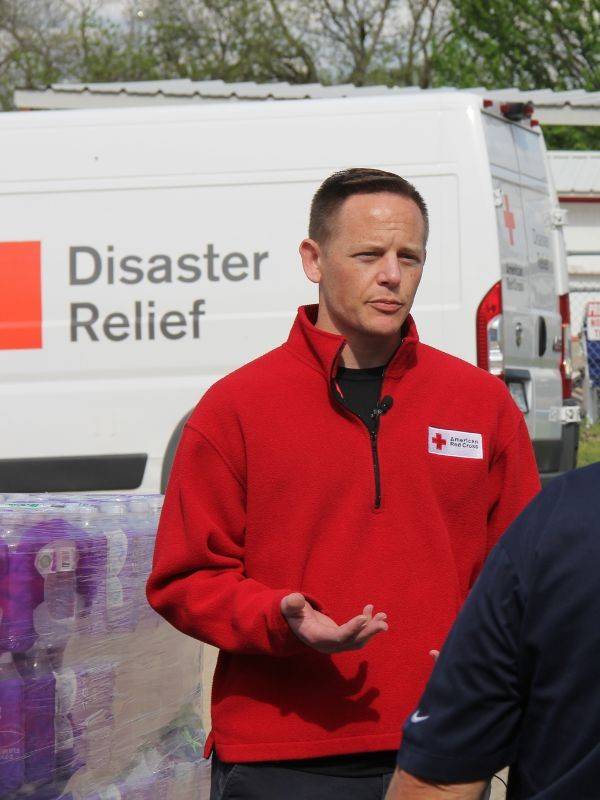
[{"x1": 0, "y1": 241, "x2": 42, "y2": 350}]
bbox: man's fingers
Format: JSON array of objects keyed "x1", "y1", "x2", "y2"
[
  {"x1": 337, "y1": 606, "x2": 387, "y2": 643},
  {"x1": 335, "y1": 615, "x2": 388, "y2": 651},
  {"x1": 336, "y1": 614, "x2": 368, "y2": 642},
  {"x1": 365, "y1": 618, "x2": 389, "y2": 635},
  {"x1": 280, "y1": 592, "x2": 307, "y2": 618},
  {"x1": 350, "y1": 617, "x2": 389, "y2": 647},
  {"x1": 283, "y1": 599, "x2": 389, "y2": 653},
  {"x1": 362, "y1": 605, "x2": 388, "y2": 623}
]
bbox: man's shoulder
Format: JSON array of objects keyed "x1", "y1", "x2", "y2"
[
  {"x1": 502, "y1": 463, "x2": 600, "y2": 573},
  {"x1": 557, "y1": 460, "x2": 600, "y2": 493},
  {"x1": 187, "y1": 343, "x2": 300, "y2": 430},
  {"x1": 537, "y1": 463, "x2": 600, "y2": 532},
  {"x1": 530, "y1": 463, "x2": 600, "y2": 528},
  {"x1": 416, "y1": 342, "x2": 509, "y2": 397},
  {"x1": 207, "y1": 345, "x2": 290, "y2": 396}
]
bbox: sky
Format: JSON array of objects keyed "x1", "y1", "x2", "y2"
[{"x1": 100, "y1": 1, "x2": 132, "y2": 20}]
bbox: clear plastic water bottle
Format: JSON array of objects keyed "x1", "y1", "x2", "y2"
[
  {"x1": 0, "y1": 493, "x2": 192, "y2": 800},
  {"x1": 53, "y1": 503, "x2": 106, "y2": 640},
  {"x1": 13, "y1": 645, "x2": 56, "y2": 788},
  {"x1": 0, "y1": 501, "x2": 83, "y2": 660},
  {"x1": 53, "y1": 709, "x2": 84, "y2": 787},
  {"x1": 24, "y1": 510, "x2": 83, "y2": 671},
  {"x1": 139, "y1": 748, "x2": 173, "y2": 800},
  {"x1": 54, "y1": 657, "x2": 116, "y2": 775},
  {"x1": 98, "y1": 749, "x2": 172, "y2": 800},
  {"x1": 99, "y1": 501, "x2": 136, "y2": 634},
  {"x1": 128, "y1": 497, "x2": 163, "y2": 631},
  {"x1": 0, "y1": 505, "x2": 43, "y2": 654},
  {"x1": 0, "y1": 651, "x2": 25, "y2": 794}
]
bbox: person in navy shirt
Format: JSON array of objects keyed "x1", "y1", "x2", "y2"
[{"x1": 386, "y1": 463, "x2": 600, "y2": 800}]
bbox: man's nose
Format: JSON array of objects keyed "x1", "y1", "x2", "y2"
[{"x1": 377, "y1": 254, "x2": 402, "y2": 287}]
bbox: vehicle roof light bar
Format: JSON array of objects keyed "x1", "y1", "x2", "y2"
[{"x1": 499, "y1": 101, "x2": 534, "y2": 121}]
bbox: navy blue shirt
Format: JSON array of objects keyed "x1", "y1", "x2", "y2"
[{"x1": 397, "y1": 463, "x2": 600, "y2": 799}]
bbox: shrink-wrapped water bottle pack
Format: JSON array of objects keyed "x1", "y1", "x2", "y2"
[{"x1": 0, "y1": 495, "x2": 210, "y2": 800}]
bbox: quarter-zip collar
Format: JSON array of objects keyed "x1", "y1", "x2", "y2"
[{"x1": 285, "y1": 304, "x2": 419, "y2": 380}]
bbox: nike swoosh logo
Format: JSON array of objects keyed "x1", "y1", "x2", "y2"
[{"x1": 410, "y1": 710, "x2": 429, "y2": 723}]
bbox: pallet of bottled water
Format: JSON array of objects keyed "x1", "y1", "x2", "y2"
[{"x1": 0, "y1": 495, "x2": 210, "y2": 800}]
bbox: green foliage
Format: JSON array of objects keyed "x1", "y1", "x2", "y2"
[
  {"x1": 145, "y1": 1, "x2": 286, "y2": 83},
  {"x1": 543, "y1": 126, "x2": 600, "y2": 151},
  {"x1": 0, "y1": 0, "x2": 164, "y2": 110},
  {"x1": 0, "y1": 0, "x2": 453, "y2": 107},
  {"x1": 578, "y1": 423, "x2": 600, "y2": 467},
  {"x1": 434, "y1": 0, "x2": 600, "y2": 91}
]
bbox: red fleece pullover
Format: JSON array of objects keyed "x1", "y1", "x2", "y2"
[{"x1": 146, "y1": 305, "x2": 540, "y2": 763}]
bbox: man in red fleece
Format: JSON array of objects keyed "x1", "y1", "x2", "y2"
[{"x1": 147, "y1": 168, "x2": 540, "y2": 800}]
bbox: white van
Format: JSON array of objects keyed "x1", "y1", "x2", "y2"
[{"x1": 0, "y1": 93, "x2": 578, "y2": 493}]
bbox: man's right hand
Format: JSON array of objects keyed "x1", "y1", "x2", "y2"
[{"x1": 280, "y1": 593, "x2": 388, "y2": 654}]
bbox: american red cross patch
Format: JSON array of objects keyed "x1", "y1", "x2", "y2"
[{"x1": 428, "y1": 427, "x2": 483, "y2": 459}]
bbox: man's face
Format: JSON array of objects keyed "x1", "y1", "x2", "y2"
[{"x1": 301, "y1": 192, "x2": 426, "y2": 340}]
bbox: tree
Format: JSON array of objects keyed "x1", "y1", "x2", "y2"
[
  {"x1": 140, "y1": 0, "x2": 450, "y2": 87},
  {"x1": 0, "y1": 0, "x2": 72, "y2": 107},
  {"x1": 435, "y1": 0, "x2": 600, "y2": 91},
  {"x1": 139, "y1": 0, "x2": 345, "y2": 84},
  {"x1": 0, "y1": 0, "x2": 160, "y2": 110},
  {"x1": 432, "y1": 0, "x2": 600, "y2": 148},
  {"x1": 543, "y1": 125, "x2": 600, "y2": 151},
  {"x1": 0, "y1": 0, "x2": 598, "y2": 138},
  {"x1": 139, "y1": 1, "x2": 274, "y2": 83},
  {"x1": 298, "y1": 0, "x2": 399, "y2": 85}
]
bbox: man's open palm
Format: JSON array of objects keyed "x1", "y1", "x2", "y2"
[{"x1": 281, "y1": 593, "x2": 388, "y2": 654}]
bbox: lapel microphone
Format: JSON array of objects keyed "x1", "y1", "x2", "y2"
[{"x1": 371, "y1": 396, "x2": 394, "y2": 418}]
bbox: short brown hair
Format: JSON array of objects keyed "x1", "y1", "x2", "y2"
[{"x1": 309, "y1": 167, "x2": 429, "y2": 245}]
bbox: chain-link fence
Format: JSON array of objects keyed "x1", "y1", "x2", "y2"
[{"x1": 569, "y1": 282, "x2": 600, "y2": 423}]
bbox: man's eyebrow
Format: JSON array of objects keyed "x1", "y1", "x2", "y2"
[
  {"x1": 398, "y1": 246, "x2": 423, "y2": 260},
  {"x1": 349, "y1": 242, "x2": 424, "y2": 259},
  {"x1": 350, "y1": 242, "x2": 386, "y2": 251}
]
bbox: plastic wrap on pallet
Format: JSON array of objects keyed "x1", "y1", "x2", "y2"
[{"x1": 0, "y1": 496, "x2": 210, "y2": 800}]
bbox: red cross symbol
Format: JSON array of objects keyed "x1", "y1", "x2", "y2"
[
  {"x1": 432, "y1": 432, "x2": 447, "y2": 450},
  {"x1": 503, "y1": 195, "x2": 516, "y2": 245}
]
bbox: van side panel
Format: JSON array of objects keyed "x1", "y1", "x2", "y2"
[
  {"x1": 0, "y1": 100, "x2": 469, "y2": 491},
  {"x1": 0, "y1": 97, "x2": 560, "y2": 490},
  {"x1": 483, "y1": 114, "x2": 562, "y2": 450}
]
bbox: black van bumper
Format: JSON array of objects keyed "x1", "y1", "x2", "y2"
[{"x1": 536, "y1": 400, "x2": 581, "y2": 487}]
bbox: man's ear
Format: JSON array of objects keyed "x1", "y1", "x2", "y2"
[{"x1": 299, "y1": 238, "x2": 322, "y2": 285}]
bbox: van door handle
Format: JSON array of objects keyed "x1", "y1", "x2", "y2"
[
  {"x1": 538, "y1": 316, "x2": 547, "y2": 357},
  {"x1": 515, "y1": 322, "x2": 523, "y2": 347}
]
